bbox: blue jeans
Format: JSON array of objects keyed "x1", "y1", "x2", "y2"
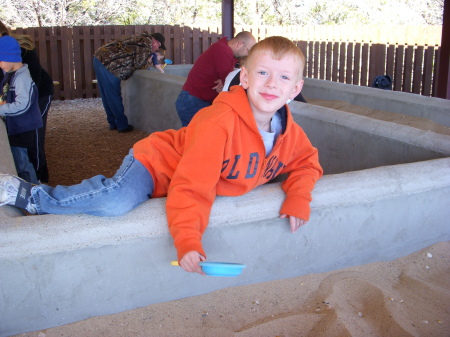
[
  {"x1": 175, "y1": 90, "x2": 211, "y2": 127},
  {"x1": 93, "y1": 57, "x2": 130, "y2": 130},
  {"x1": 10, "y1": 146, "x2": 39, "y2": 184},
  {"x1": 31, "y1": 150, "x2": 154, "y2": 216}
]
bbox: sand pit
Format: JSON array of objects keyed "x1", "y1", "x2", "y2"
[{"x1": 13, "y1": 241, "x2": 449, "y2": 337}]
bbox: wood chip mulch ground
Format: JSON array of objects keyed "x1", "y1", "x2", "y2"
[{"x1": 45, "y1": 98, "x2": 148, "y2": 187}]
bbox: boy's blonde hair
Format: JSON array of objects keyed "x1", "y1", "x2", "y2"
[{"x1": 246, "y1": 36, "x2": 305, "y2": 80}]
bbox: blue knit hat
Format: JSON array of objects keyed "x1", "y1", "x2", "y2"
[{"x1": 0, "y1": 36, "x2": 22, "y2": 62}]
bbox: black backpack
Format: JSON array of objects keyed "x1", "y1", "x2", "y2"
[{"x1": 372, "y1": 75, "x2": 392, "y2": 90}]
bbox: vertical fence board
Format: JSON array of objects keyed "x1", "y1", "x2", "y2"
[
  {"x1": 48, "y1": 27, "x2": 60, "y2": 97},
  {"x1": 36, "y1": 28, "x2": 49, "y2": 72},
  {"x1": 319, "y1": 41, "x2": 326, "y2": 79},
  {"x1": 353, "y1": 43, "x2": 361, "y2": 85},
  {"x1": 202, "y1": 29, "x2": 210, "y2": 54},
  {"x1": 313, "y1": 41, "x2": 319, "y2": 78},
  {"x1": 163, "y1": 25, "x2": 172, "y2": 62},
  {"x1": 339, "y1": 42, "x2": 346, "y2": 83},
  {"x1": 307, "y1": 41, "x2": 314, "y2": 78},
  {"x1": 403, "y1": 45, "x2": 415, "y2": 93},
  {"x1": 332, "y1": 42, "x2": 339, "y2": 82},
  {"x1": 422, "y1": 45, "x2": 435, "y2": 96},
  {"x1": 83, "y1": 26, "x2": 94, "y2": 98},
  {"x1": 72, "y1": 27, "x2": 83, "y2": 99},
  {"x1": 60, "y1": 26, "x2": 74, "y2": 100},
  {"x1": 346, "y1": 42, "x2": 353, "y2": 84},
  {"x1": 394, "y1": 45, "x2": 405, "y2": 91},
  {"x1": 326, "y1": 42, "x2": 332, "y2": 81},
  {"x1": 432, "y1": 46, "x2": 441, "y2": 97},
  {"x1": 412, "y1": 45, "x2": 424, "y2": 94},
  {"x1": 369, "y1": 44, "x2": 386, "y2": 85},
  {"x1": 386, "y1": 44, "x2": 396, "y2": 78},
  {"x1": 189, "y1": 27, "x2": 199, "y2": 64},
  {"x1": 103, "y1": 25, "x2": 113, "y2": 46},
  {"x1": 360, "y1": 43, "x2": 369, "y2": 86},
  {"x1": 173, "y1": 25, "x2": 182, "y2": 64}
]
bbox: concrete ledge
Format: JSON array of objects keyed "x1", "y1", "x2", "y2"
[
  {"x1": 1, "y1": 67, "x2": 449, "y2": 336},
  {"x1": 122, "y1": 70, "x2": 183, "y2": 133},
  {"x1": 1, "y1": 158, "x2": 449, "y2": 336}
]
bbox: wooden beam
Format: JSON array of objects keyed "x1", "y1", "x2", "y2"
[
  {"x1": 436, "y1": 0, "x2": 450, "y2": 99},
  {"x1": 222, "y1": 0, "x2": 234, "y2": 38}
]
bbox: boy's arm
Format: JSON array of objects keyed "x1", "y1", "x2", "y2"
[
  {"x1": 279, "y1": 214, "x2": 307, "y2": 233},
  {"x1": 165, "y1": 118, "x2": 228, "y2": 265},
  {"x1": 154, "y1": 64, "x2": 164, "y2": 73},
  {"x1": 0, "y1": 78, "x2": 34, "y2": 117},
  {"x1": 280, "y1": 130, "x2": 323, "y2": 222},
  {"x1": 179, "y1": 251, "x2": 206, "y2": 275}
]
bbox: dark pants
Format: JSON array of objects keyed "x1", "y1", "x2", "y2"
[
  {"x1": 175, "y1": 90, "x2": 212, "y2": 127},
  {"x1": 28, "y1": 94, "x2": 52, "y2": 183},
  {"x1": 93, "y1": 56, "x2": 130, "y2": 131}
]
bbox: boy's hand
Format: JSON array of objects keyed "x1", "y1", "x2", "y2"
[
  {"x1": 212, "y1": 79, "x2": 224, "y2": 92},
  {"x1": 179, "y1": 251, "x2": 206, "y2": 275},
  {"x1": 280, "y1": 214, "x2": 307, "y2": 233}
]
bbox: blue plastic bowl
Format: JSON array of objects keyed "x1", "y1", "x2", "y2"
[{"x1": 199, "y1": 262, "x2": 246, "y2": 277}]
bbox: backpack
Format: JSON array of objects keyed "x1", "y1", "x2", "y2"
[{"x1": 371, "y1": 75, "x2": 392, "y2": 90}]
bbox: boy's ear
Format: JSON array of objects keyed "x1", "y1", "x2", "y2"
[
  {"x1": 240, "y1": 67, "x2": 249, "y2": 89},
  {"x1": 289, "y1": 79, "x2": 304, "y2": 100}
]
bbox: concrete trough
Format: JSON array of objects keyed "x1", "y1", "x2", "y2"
[{"x1": 1, "y1": 66, "x2": 449, "y2": 336}]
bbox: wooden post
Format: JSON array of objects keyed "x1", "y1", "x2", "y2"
[
  {"x1": 222, "y1": 0, "x2": 234, "y2": 38},
  {"x1": 436, "y1": 0, "x2": 450, "y2": 99}
]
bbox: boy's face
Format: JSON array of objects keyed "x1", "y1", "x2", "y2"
[
  {"x1": 0, "y1": 61, "x2": 15, "y2": 72},
  {"x1": 240, "y1": 52, "x2": 304, "y2": 118}
]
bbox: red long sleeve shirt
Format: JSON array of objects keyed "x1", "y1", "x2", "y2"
[{"x1": 182, "y1": 37, "x2": 237, "y2": 102}]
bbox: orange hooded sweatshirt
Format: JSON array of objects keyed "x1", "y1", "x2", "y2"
[{"x1": 133, "y1": 86, "x2": 323, "y2": 260}]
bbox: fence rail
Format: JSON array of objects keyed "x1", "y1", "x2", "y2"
[{"x1": 11, "y1": 24, "x2": 442, "y2": 100}]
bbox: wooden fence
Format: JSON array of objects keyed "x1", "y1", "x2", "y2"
[{"x1": 11, "y1": 24, "x2": 442, "y2": 100}]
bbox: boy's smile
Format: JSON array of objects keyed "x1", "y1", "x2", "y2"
[{"x1": 240, "y1": 52, "x2": 304, "y2": 127}]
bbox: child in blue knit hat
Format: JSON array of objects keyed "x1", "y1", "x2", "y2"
[{"x1": 0, "y1": 35, "x2": 42, "y2": 184}]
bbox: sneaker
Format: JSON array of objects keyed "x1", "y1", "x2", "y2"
[
  {"x1": 0, "y1": 174, "x2": 37, "y2": 214},
  {"x1": 118, "y1": 125, "x2": 133, "y2": 133}
]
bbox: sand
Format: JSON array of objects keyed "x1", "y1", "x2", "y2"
[
  {"x1": 10, "y1": 98, "x2": 450, "y2": 337},
  {"x1": 12, "y1": 242, "x2": 450, "y2": 337}
]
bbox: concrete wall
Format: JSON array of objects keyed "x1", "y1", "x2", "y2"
[
  {"x1": 1, "y1": 67, "x2": 450, "y2": 336},
  {"x1": 301, "y1": 77, "x2": 450, "y2": 127},
  {"x1": 290, "y1": 100, "x2": 450, "y2": 174}
]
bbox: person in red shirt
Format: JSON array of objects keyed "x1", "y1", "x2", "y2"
[
  {"x1": 175, "y1": 31, "x2": 256, "y2": 126},
  {"x1": 1, "y1": 36, "x2": 322, "y2": 275}
]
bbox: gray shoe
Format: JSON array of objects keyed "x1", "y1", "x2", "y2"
[{"x1": 0, "y1": 174, "x2": 36, "y2": 214}]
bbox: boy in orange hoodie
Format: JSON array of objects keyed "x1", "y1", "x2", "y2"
[{"x1": 0, "y1": 36, "x2": 323, "y2": 275}]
